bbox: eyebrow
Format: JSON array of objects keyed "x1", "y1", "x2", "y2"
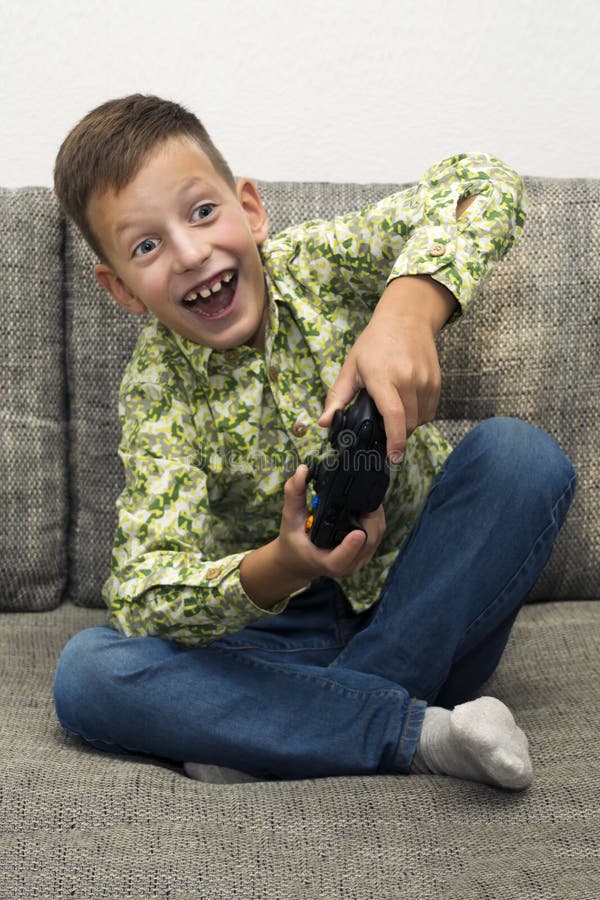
[{"x1": 114, "y1": 178, "x2": 212, "y2": 238}]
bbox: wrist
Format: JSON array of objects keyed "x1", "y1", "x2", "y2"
[
  {"x1": 377, "y1": 275, "x2": 458, "y2": 335},
  {"x1": 239, "y1": 539, "x2": 312, "y2": 610},
  {"x1": 271, "y1": 535, "x2": 321, "y2": 586}
]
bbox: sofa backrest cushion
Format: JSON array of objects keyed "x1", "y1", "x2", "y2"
[
  {"x1": 0, "y1": 189, "x2": 68, "y2": 611},
  {"x1": 435, "y1": 176, "x2": 598, "y2": 600},
  {"x1": 62, "y1": 177, "x2": 598, "y2": 607},
  {"x1": 63, "y1": 224, "x2": 146, "y2": 608}
]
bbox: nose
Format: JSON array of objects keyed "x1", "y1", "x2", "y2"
[{"x1": 170, "y1": 228, "x2": 211, "y2": 273}]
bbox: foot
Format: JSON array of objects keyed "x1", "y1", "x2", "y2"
[{"x1": 410, "y1": 696, "x2": 533, "y2": 790}]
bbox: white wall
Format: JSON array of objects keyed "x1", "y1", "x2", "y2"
[{"x1": 2, "y1": 0, "x2": 598, "y2": 187}]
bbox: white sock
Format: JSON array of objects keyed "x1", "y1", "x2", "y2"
[
  {"x1": 183, "y1": 762, "x2": 260, "y2": 784},
  {"x1": 410, "y1": 696, "x2": 533, "y2": 790}
]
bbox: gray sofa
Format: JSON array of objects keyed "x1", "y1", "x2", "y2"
[{"x1": 1, "y1": 175, "x2": 598, "y2": 900}]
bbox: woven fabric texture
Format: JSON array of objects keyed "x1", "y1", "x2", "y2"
[
  {"x1": 63, "y1": 177, "x2": 598, "y2": 607},
  {"x1": 0, "y1": 600, "x2": 598, "y2": 899},
  {"x1": 63, "y1": 225, "x2": 144, "y2": 608},
  {"x1": 0, "y1": 188, "x2": 68, "y2": 611},
  {"x1": 435, "y1": 178, "x2": 599, "y2": 600}
]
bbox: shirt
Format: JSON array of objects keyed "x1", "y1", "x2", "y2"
[{"x1": 102, "y1": 152, "x2": 527, "y2": 646}]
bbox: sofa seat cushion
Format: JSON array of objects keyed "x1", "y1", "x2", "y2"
[{"x1": 0, "y1": 600, "x2": 598, "y2": 898}]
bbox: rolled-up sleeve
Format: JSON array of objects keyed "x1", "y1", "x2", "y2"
[
  {"x1": 287, "y1": 152, "x2": 527, "y2": 323},
  {"x1": 387, "y1": 152, "x2": 528, "y2": 322},
  {"x1": 102, "y1": 378, "x2": 288, "y2": 646}
]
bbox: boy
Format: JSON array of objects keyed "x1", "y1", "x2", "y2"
[{"x1": 52, "y1": 94, "x2": 576, "y2": 788}]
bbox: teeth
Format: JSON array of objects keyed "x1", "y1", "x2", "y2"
[{"x1": 184, "y1": 271, "x2": 235, "y2": 304}]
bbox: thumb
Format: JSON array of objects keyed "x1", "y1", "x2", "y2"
[
  {"x1": 319, "y1": 369, "x2": 360, "y2": 428},
  {"x1": 284, "y1": 464, "x2": 310, "y2": 511}
]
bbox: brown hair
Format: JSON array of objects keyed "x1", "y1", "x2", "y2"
[{"x1": 53, "y1": 94, "x2": 237, "y2": 263}]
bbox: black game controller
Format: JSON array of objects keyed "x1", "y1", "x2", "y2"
[{"x1": 305, "y1": 389, "x2": 390, "y2": 549}]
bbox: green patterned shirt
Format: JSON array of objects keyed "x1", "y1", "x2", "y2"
[{"x1": 102, "y1": 152, "x2": 527, "y2": 645}]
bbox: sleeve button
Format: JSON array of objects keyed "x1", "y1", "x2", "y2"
[
  {"x1": 428, "y1": 243, "x2": 447, "y2": 257},
  {"x1": 206, "y1": 565, "x2": 222, "y2": 580}
]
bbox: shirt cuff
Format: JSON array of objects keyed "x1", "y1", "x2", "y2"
[
  {"x1": 386, "y1": 222, "x2": 482, "y2": 323},
  {"x1": 104, "y1": 550, "x2": 292, "y2": 644}
]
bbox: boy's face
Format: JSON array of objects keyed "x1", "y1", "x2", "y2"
[{"x1": 90, "y1": 136, "x2": 270, "y2": 351}]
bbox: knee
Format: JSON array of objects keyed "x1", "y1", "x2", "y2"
[
  {"x1": 465, "y1": 417, "x2": 576, "y2": 508},
  {"x1": 53, "y1": 626, "x2": 115, "y2": 731}
]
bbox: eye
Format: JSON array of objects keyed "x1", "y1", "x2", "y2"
[
  {"x1": 192, "y1": 203, "x2": 216, "y2": 221},
  {"x1": 133, "y1": 238, "x2": 159, "y2": 257}
]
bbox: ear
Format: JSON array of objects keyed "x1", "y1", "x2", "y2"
[
  {"x1": 235, "y1": 178, "x2": 269, "y2": 245},
  {"x1": 94, "y1": 264, "x2": 147, "y2": 315}
]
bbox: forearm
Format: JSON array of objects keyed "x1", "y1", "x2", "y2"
[{"x1": 376, "y1": 274, "x2": 458, "y2": 335}]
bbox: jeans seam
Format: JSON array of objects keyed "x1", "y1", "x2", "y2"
[
  {"x1": 390, "y1": 696, "x2": 427, "y2": 773},
  {"x1": 57, "y1": 716, "x2": 137, "y2": 754}
]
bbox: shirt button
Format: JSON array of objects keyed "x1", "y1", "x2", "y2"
[
  {"x1": 224, "y1": 350, "x2": 238, "y2": 362},
  {"x1": 428, "y1": 243, "x2": 447, "y2": 257},
  {"x1": 268, "y1": 366, "x2": 279, "y2": 382},
  {"x1": 206, "y1": 565, "x2": 222, "y2": 580},
  {"x1": 292, "y1": 422, "x2": 308, "y2": 438}
]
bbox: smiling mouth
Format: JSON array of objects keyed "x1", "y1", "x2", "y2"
[{"x1": 181, "y1": 271, "x2": 238, "y2": 318}]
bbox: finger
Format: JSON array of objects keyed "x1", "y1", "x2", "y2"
[
  {"x1": 420, "y1": 390, "x2": 439, "y2": 426},
  {"x1": 354, "y1": 507, "x2": 386, "y2": 569},
  {"x1": 289, "y1": 463, "x2": 309, "y2": 493},
  {"x1": 401, "y1": 389, "x2": 420, "y2": 440},
  {"x1": 318, "y1": 368, "x2": 362, "y2": 428},
  {"x1": 365, "y1": 383, "x2": 407, "y2": 462},
  {"x1": 352, "y1": 535, "x2": 377, "y2": 571},
  {"x1": 283, "y1": 464, "x2": 310, "y2": 520},
  {"x1": 320, "y1": 529, "x2": 367, "y2": 575},
  {"x1": 420, "y1": 365, "x2": 442, "y2": 424}
]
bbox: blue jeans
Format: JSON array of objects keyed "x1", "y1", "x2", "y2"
[{"x1": 53, "y1": 418, "x2": 576, "y2": 780}]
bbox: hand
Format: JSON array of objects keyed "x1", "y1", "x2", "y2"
[
  {"x1": 275, "y1": 465, "x2": 386, "y2": 582},
  {"x1": 319, "y1": 275, "x2": 456, "y2": 461}
]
